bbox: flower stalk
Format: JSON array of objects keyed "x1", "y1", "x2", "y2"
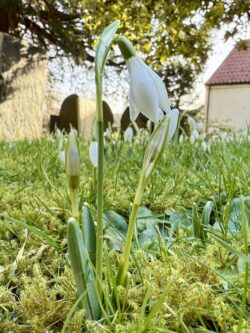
[
  {"x1": 94, "y1": 20, "x2": 120, "y2": 298},
  {"x1": 117, "y1": 111, "x2": 179, "y2": 287},
  {"x1": 94, "y1": 62, "x2": 105, "y2": 299}
]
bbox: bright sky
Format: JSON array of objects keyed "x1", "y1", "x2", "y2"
[{"x1": 197, "y1": 24, "x2": 250, "y2": 106}]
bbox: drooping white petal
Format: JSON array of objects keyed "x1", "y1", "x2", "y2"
[
  {"x1": 136, "y1": 57, "x2": 171, "y2": 113},
  {"x1": 155, "y1": 107, "x2": 164, "y2": 123},
  {"x1": 124, "y1": 127, "x2": 133, "y2": 142},
  {"x1": 188, "y1": 116, "x2": 197, "y2": 130},
  {"x1": 150, "y1": 70, "x2": 171, "y2": 113},
  {"x1": 127, "y1": 56, "x2": 161, "y2": 123},
  {"x1": 166, "y1": 108, "x2": 179, "y2": 141},
  {"x1": 56, "y1": 128, "x2": 64, "y2": 150},
  {"x1": 192, "y1": 129, "x2": 199, "y2": 139},
  {"x1": 103, "y1": 128, "x2": 111, "y2": 138},
  {"x1": 128, "y1": 90, "x2": 140, "y2": 122},
  {"x1": 89, "y1": 141, "x2": 98, "y2": 168}
]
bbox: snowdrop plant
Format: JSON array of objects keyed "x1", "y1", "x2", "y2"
[
  {"x1": 89, "y1": 141, "x2": 98, "y2": 168},
  {"x1": 94, "y1": 21, "x2": 121, "y2": 298},
  {"x1": 65, "y1": 129, "x2": 80, "y2": 218},
  {"x1": 123, "y1": 127, "x2": 133, "y2": 142},
  {"x1": 66, "y1": 22, "x2": 120, "y2": 321},
  {"x1": 89, "y1": 141, "x2": 98, "y2": 196},
  {"x1": 186, "y1": 116, "x2": 211, "y2": 152},
  {"x1": 116, "y1": 35, "x2": 179, "y2": 287},
  {"x1": 116, "y1": 109, "x2": 179, "y2": 287},
  {"x1": 66, "y1": 21, "x2": 179, "y2": 319},
  {"x1": 54, "y1": 128, "x2": 66, "y2": 164}
]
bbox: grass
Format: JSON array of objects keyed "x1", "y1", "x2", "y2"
[{"x1": 0, "y1": 130, "x2": 250, "y2": 332}]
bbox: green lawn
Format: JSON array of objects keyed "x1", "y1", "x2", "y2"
[{"x1": 1, "y1": 131, "x2": 250, "y2": 332}]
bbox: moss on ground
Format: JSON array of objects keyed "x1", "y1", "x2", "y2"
[{"x1": 0, "y1": 135, "x2": 250, "y2": 332}]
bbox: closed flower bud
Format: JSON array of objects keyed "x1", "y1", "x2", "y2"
[
  {"x1": 65, "y1": 130, "x2": 80, "y2": 191},
  {"x1": 143, "y1": 109, "x2": 179, "y2": 179},
  {"x1": 59, "y1": 150, "x2": 65, "y2": 165}
]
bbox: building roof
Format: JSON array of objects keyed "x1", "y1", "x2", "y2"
[{"x1": 206, "y1": 39, "x2": 250, "y2": 86}]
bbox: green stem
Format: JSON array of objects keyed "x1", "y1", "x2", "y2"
[
  {"x1": 71, "y1": 190, "x2": 79, "y2": 219},
  {"x1": 117, "y1": 175, "x2": 145, "y2": 287},
  {"x1": 237, "y1": 203, "x2": 249, "y2": 333},
  {"x1": 93, "y1": 168, "x2": 97, "y2": 190},
  {"x1": 95, "y1": 75, "x2": 104, "y2": 298},
  {"x1": 237, "y1": 263, "x2": 248, "y2": 333}
]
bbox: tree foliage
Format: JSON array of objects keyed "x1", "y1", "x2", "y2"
[{"x1": 0, "y1": 0, "x2": 249, "y2": 104}]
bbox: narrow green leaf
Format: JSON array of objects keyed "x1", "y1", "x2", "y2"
[
  {"x1": 202, "y1": 201, "x2": 213, "y2": 226},
  {"x1": 192, "y1": 203, "x2": 201, "y2": 239},
  {"x1": 81, "y1": 204, "x2": 96, "y2": 265},
  {"x1": 209, "y1": 230, "x2": 250, "y2": 264},
  {"x1": 95, "y1": 20, "x2": 120, "y2": 76},
  {"x1": 68, "y1": 218, "x2": 101, "y2": 320},
  {"x1": 1, "y1": 213, "x2": 60, "y2": 249},
  {"x1": 104, "y1": 210, "x2": 127, "y2": 251},
  {"x1": 61, "y1": 293, "x2": 85, "y2": 333}
]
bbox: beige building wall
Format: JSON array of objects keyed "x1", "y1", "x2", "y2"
[
  {"x1": 0, "y1": 33, "x2": 48, "y2": 141},
  {"x1": 205, "y1": 84, "x2": 250, "y2": 130}
]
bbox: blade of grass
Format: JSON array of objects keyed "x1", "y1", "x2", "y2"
[{"x1": 1, "y1": 213, "x2": 60, "y2": 249}]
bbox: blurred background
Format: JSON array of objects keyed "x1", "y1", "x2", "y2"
[{"x1": 0, "y1": 0, "x2": 249, "y2": 140}]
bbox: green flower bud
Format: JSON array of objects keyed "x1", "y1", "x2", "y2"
[
  {"x1": 142, "y1": 109, "x2": 179, "y2": 180},
  {"x1": 65, "y1": 130, "x2": 80, "y2": 191},
  {"x1": 117, "y1": 36, "x2": 136, "y2": 60}
]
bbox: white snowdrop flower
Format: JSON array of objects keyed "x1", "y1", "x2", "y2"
[
  {"x1": 196, "y1": 121, "x2": 204, "y2": 131},
  {"x1": 188, "y1": 116, "x2": 197, "y2": 130},
  {"x1": 124, "y1": 127, "x2": 133, "y2": 142},
  {"x1": 179, "y1": 134, "x2": 184, "y2": 144},
  {"x1": 146, "y1": 120, "x2": 153, "y2": 132},
  {"x1": 207, "y1": 142, "x2": 211, "y2": 153},
  {"x1": 220, "y1": 132, "x2": 227, "y2": 140},
  {"x1": 104, "y1": 128, "x2": 111, "y2": 138},
  {"x1": 190, "y1": 129, "x2": 199, "y2": 144},
  {"x1": 59, "y1": 150, "x2": 65, "y2": 165},
  {"x1": 89, "y1": 141, "x2": 98, "y2": 168},
  {"x1": 190, "y1": 134, "x2": 195, "y2": 144},
  {"x1": 56, "y1": 128, "x2": 64, "y2": 151},
  {"x1": 118, "y1": 36, "x2": 171, "y2": 124},
  {"x1": 192, "y1": 129, "x2": 199, "y2": 139},
  {"x1": 201, "y1": 141, "x2": 208, "y2": 152}
]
